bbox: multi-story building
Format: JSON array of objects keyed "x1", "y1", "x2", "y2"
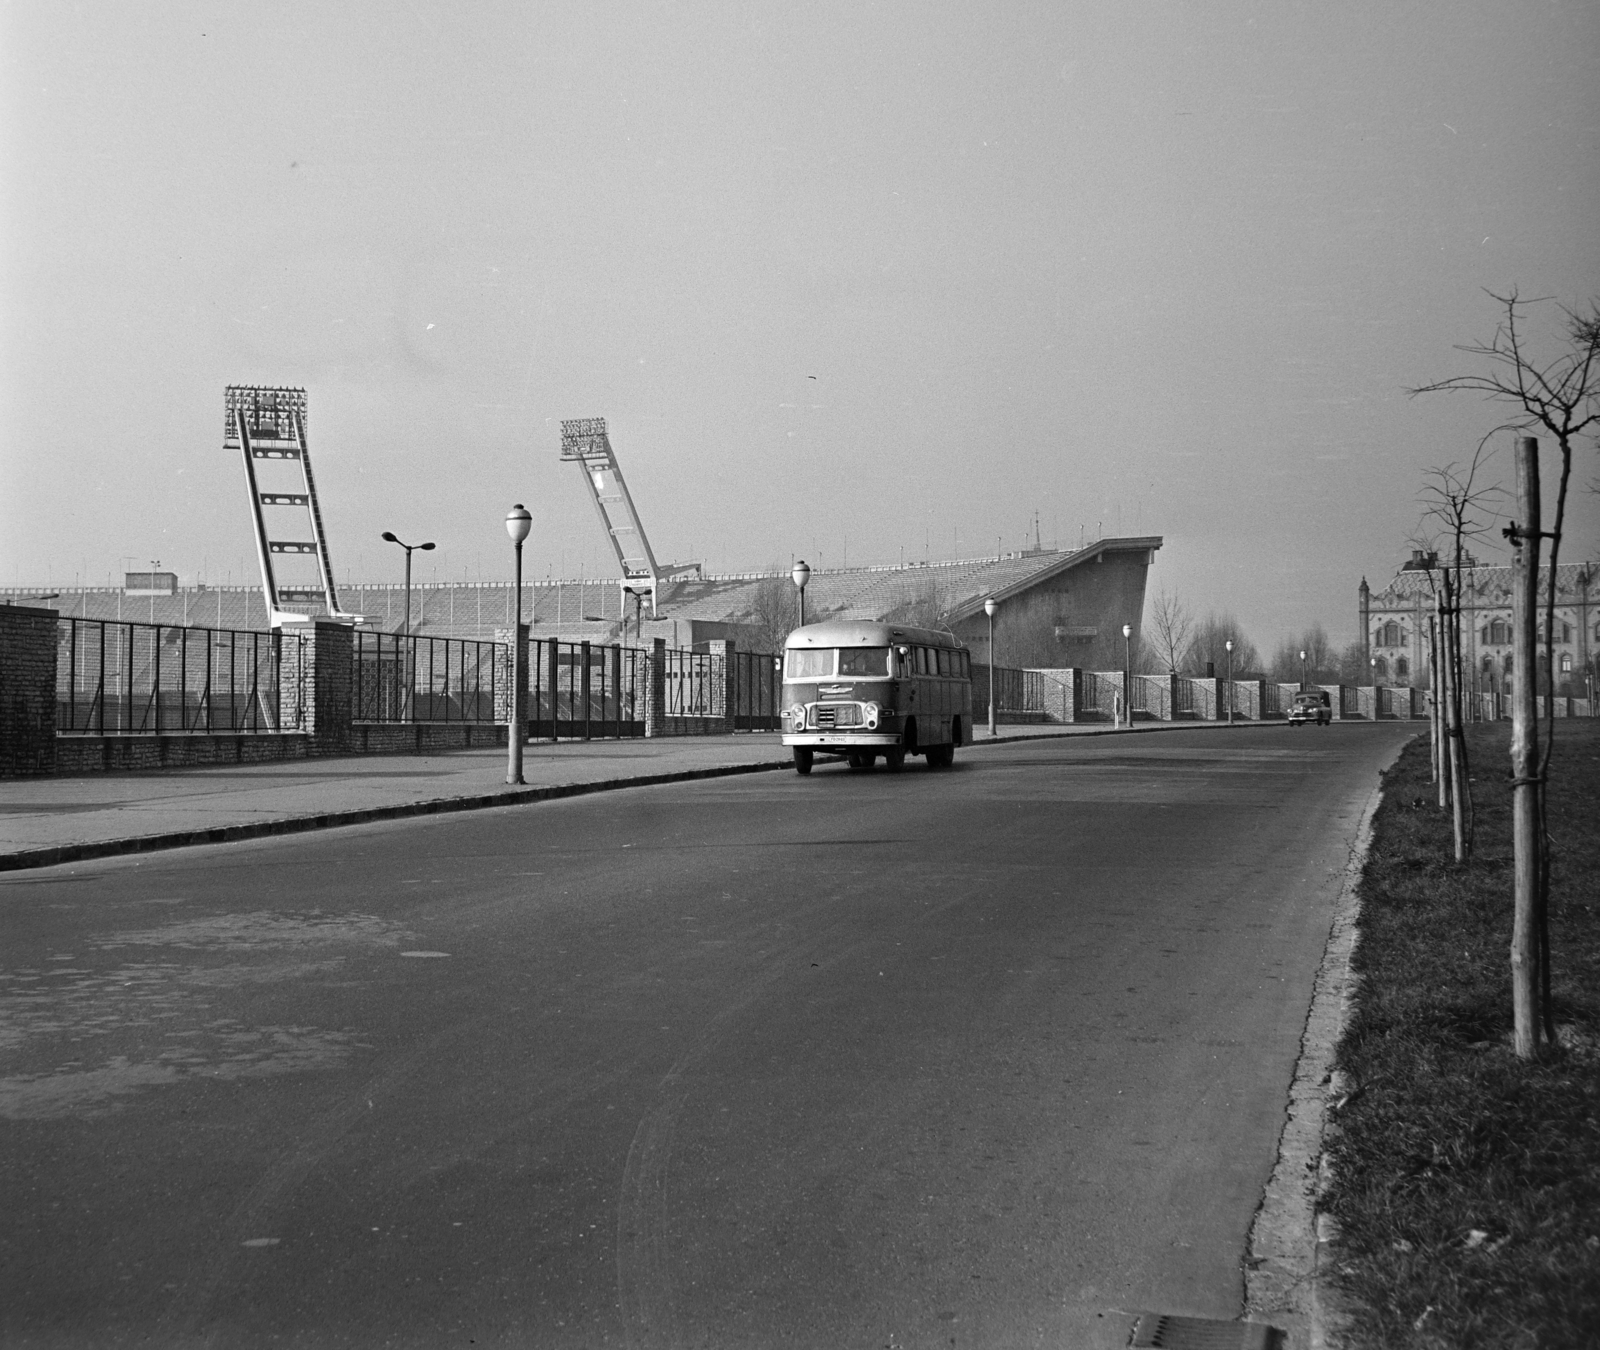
[{"x1": 1359, "y1": 550, "x2": 1598, "y2": 696}]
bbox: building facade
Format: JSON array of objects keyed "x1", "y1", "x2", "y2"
[{"x1": 1360, "y1": 550, "x2": 1598, "y2": 697}]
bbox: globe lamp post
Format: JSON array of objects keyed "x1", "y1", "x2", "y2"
[
  {"x1": 505, "y1": 505, "x2": 532, "y2": 785},
  {"x1": 1300, "y1": 648, "x2": 1308, "y2": 693},
  {"x1": 1225, "y1": 638, "x2": 1234, "y2": 726},
  {"x1": 985, "y1": 597, "x2": 998, "y2": 737},
  {"x1": 792, "y1": 560, "x2": 811, "y2": 627},
  {"x1": 1122, "y1": 623, "x2": 1133, "y2": 727}
]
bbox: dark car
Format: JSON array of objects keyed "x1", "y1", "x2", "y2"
[{"x1": 1288, "y1": 690, "x2": 1332, "y2": 726}]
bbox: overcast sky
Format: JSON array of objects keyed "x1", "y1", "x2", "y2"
[{"x1": 3, "y1": 1, "x2": 1596, "y2": 649}]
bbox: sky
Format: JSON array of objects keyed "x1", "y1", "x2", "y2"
[{"x1": 2, "y1": 0, "x2": 1597, "y2": 651}]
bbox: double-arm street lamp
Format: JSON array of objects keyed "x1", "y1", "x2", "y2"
[
  {"x1": 985, "y1": 597, "x2": 998, "y2": 736},
  {"x1": 1224, "y1": 638, "x2": 1234, "y2": 726},
  {"x1": 381, "y1": 531, "x2": 435, "y2": 635},
  {"x1": 1300, "y1": 648, "x2": 1308, "y2": 693},
  {"x1": 792, "y1": 560, "x2": 811, "y2": 627},
  {"x1": 505, "y1": 505, "x2": 532, "y2": 785}
]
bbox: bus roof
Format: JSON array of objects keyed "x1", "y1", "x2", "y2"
[{"x1": 784, "y1": 619, "x2": 964, "y2": 650}]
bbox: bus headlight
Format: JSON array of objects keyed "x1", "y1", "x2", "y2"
[
  {"x1": 863, "y1": 702, "x2": 880, "y2": 730},
  {"x1": 787, "y1": 704, "x2": 808, "y2": 730}
]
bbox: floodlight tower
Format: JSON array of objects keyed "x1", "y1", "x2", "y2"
[
  {"x1": 227, "y1": 386, "x2": 363, "y2": 628},
  {"x1": 560, "y1": 417, "x2": 668, "y2": 618}
]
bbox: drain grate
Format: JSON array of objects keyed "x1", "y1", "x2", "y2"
[{"x1": 1128, "y1": 1313, "x2": 1283, "y2": 1349}]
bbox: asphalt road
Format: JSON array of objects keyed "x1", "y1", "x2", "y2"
[{"x1": 0, "y1": 724, "x2": 1412, "y2": 1349}]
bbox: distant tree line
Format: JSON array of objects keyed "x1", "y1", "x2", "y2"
[{"x1": 1143, "y1": 589, "x2": 1367, "y2": 684}]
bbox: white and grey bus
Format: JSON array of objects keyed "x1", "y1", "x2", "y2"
[{"x1": 780, "y1": 620, "x2": 974, "y2": 775}]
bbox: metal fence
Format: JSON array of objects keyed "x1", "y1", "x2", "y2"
[
  {"x1": 57, "y1": 617, "x2": 304, "y2": 734},
  {"x1": 729, "y1": 649, "x2": 782, "y2": 730},
  {"x1": 352, "y1": 631, "x2": 501, "y2": 723},
  {"x1": 974, "y1": 664, "x2": 1056, "y2": 721},
  {"x1": 661, "y1": 647, "x2": 723, "y2": 719},
  {"x1": 530, "y1": 639, "x2": 650, "y2": 738}
]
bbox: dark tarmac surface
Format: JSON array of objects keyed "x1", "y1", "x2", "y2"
[{"x1": 0, "y1": 724, "x2": 1412, "y2": 1348}]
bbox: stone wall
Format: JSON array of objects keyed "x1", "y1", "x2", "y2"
[
  {"x1": 55, "y1": 734, "x2": 311, "y2": 775},
  {"x1": 0, "y1": 605, "x2": 59, "y2": 778}
]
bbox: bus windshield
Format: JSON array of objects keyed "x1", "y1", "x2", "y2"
[
  {"x1": 786, "y1": 649, "x2": 834, "y2": 680},
  {"x1": 838, "y1": 648, "x2": 889, "y2": 677}
]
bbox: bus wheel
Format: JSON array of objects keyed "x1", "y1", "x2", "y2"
[
  {"x1": 884, "y1": 748, "x2": 906, "y2": 771},
  {"x1": 928, "y1": 744, "x2": 953, "y2": 769},
  {"x1": 951, "y1": 716, "x2": 964, "y2": 747},
  {"x1": 848, "y1": 751, "x2": 876, "y2": 771},
  {"x1": 793, "y1": 748, "x2": 813, "y2": 775}
]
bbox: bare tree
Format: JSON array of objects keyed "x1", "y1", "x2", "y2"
[
  {"x1": 1412, "y1": 290, "x2": 1600, "y2": 729},
  {"x1": 1413, "y1": 443, "x2": 1504, "y2": 861},
  {"x1": 888, "y1": 575, "x2": 952, "y2": 632},
  {"x1": 1412, "y1": 290, "x2": 1600, "y2": 1056},
  {"x1": 1145, "y1": 588, "x2": 1193, "y2": 673},
  {"x1": 1336, "y1": 641, "x2": 1369, "y2": 685},
  {"x1": 739, "y1": 573, "x2": 799, "y2": 654},
  {"x1": 1269, "y1": 624, "x2": 1337, "y2": 684},
  {"x1": 1185, "y1": 613, "x2": 1260, "y2": 678}
]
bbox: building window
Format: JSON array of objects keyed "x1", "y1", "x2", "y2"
[
  {"x1": 1561, "y1": 653, "x2": 1573, "y2": 675},
  {"x1": 1488, "y1": 619, "x2": 1510, "y2": 645},
  {"x1": 1375, "y1": 620, "x2": 1404, "y2": 648},
  {"x1": 1396, "y1": 656, "x2": 1410, "y2": 680},
  {"x1": 1373, "y1": 656, "x2": 1389, "y2": 678}
]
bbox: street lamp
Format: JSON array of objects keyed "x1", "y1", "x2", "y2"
[
  {"x1": 380, "y1": 531, "x2": 435, "y2": 635},
  {"x1": 792, "y1": 560, "x2": 811, "y2": 627},
  {"x1": 1299, "y1": 648, "x2": 1308, "y2": 693},
  {"x1": 505, "y1": 504, "x2": 532, "y2": 785},
  {"x1": 1122, "y1": 623, "x2": 1133, "y2": 728},
  {"x1": 1224, "y1": 638, "x2": 1234, "y2": 726},
  {"x1": 985, "y1": 597, "x2": 998, "y2": 737}
]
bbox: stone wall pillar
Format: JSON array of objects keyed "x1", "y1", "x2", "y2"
[
  {"x1": 0, "y1": 604, "x2": 59, "y2": 778},
  {"x1": 710, "y1": 638, "x2": 736, "y2": 731},
  {"x1": 492, "y1": 625, "x2": 528, "y2": 733},
  {"x1": 306, "y1": 620, "x2": 354, "y2": 754},
  {"x1": 277, "y1": 630, "x2": 309, "y2": 732},
  {"x1": 645, "y1": 637, "x2": 667, "y2": 737}
]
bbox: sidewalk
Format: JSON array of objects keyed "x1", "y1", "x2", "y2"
[{"x1": 0, "y1": 720, "x2": 1260, "y2": 871}]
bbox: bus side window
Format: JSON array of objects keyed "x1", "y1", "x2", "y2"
[
  {"x1": 937, "y1": 649, "x2": 952, "y2": 676},
  {"x1": 919, "y1": 648, "x2": 931, "y2": 675}
]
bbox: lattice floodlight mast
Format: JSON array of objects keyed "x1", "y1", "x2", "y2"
[
  {"x1": 560, "y1": 417, "x2": 666, "y2": 616},
  {"x1": 226, "y1": 386, "x2": 362, "y2": 629}
]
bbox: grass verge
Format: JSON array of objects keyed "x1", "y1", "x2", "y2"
[{"x1": 1323, "y1": 719, "x2": 1600, "y2": 1348}]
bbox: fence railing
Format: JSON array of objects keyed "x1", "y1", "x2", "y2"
[
  {"x1": 352, "y1": 631, "x2": 501, "y2": 724},
  {"x1": 530, "y1": 639, "x2": 650, "y2": 738},
  {"x1": 729, "y1": 650, "x2": 782, "y2": 730},
  {"x1": 662, "y1": 648, "x2": 723, "y2": 719},
  {"x1": 56, "y1": 617, "x2": 305, "y2": 734},
  {"x1": 974, "y1": 664, "x2": 1058, "y2": 721}
]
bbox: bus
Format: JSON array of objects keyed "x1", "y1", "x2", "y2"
[{"x1": 780, "y1": 620, "x2": 974, "y2": 775}]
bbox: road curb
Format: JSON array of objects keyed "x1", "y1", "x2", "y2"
[
  {"x1": 969, "y1": 718, "x2": 1294, "y2": 748},
  {"x1": 0, "y1": 759, "x2": 793, "y2": 874},
  {"x1": 1243, "y1": 735, "x2": 1410, "y2": 1348}
]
